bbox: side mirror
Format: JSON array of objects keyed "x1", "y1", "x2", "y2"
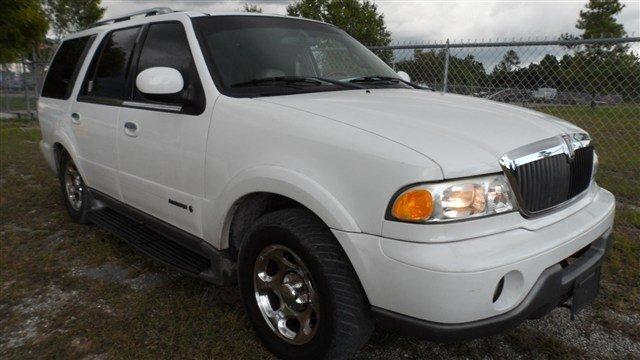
[
  {"x1": 397, "y1": 71, "x2": 411, "y2": 83},
  {"x1": 136, "y1": 67, "x2": 184, "y2": 95}
]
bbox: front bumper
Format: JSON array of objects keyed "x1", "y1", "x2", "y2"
[
  {"x1": 371, "y1": 233, "x2": 611, "y2": 341},
  {"x1": 331, "y1": 186, "x2": 615, "y2": 334}
]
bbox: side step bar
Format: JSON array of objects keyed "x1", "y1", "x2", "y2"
[{"x1": 88, "y1": 189, "x2": 236, "y2": 285}]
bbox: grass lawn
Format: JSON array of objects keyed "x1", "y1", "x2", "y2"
[
  {"x1": 534, "y1": 104, "x2": 640, "y2": 206},
  {"x1": 0, "y1": 96, "x2": 37, "y2": 113},
  {"x1": 1, "y1": 114, "x2": 638, "y2": 358}
]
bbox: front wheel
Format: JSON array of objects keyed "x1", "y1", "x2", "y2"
[{"x1": 238, "y1": 208, "x2": 373, "y2": 360}]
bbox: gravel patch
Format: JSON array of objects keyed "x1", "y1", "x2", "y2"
[
  {"x1": 523, "y1": 307, "x2": 640, "y2": 358},
  {"x1": 0, "y1": 285, "x2": 77, "y2": 350},
  {"x1": 1, "y1": 224, "x2": 33, "y2": 234},
  {"x1": 82, "y1": 353, "x2": 108, "y2": 360},
  {"x1": 604, "y1": 309, "x2": 640, "y2": 327},
  {"x1": 70, "y1": 262, "x2": 174, "y2": 291},
  {"x1": 70, "y1": 263, "x2": 129, "y2": 284},
  {"x1": 125, "y1": 272, "x2": 171, "y2": 291},
  {"x1": 44, "y1": 230, "x2": 66, "y2": 249}
]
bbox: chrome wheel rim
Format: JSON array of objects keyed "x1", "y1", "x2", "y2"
[
  {"x1": 64, "y1": 161, "x2": 83, "y2": 211},
  {"x1": 253, "y1": 244, "x2": 320, "y2": 345}
]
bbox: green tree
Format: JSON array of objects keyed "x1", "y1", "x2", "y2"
[
  {"x1": 497, "y1": 50, "x2": 521, "y2": 72},
  {"x1": 491, "y1": 50, "x2": 521, "y2": 89},
  {"x1": 536, "y1": 54, "x2": 561, "y2": 88},
  {"x1": 286, "y1": 0, "x2": 391, "y2": 49},
  {"x1": 394, "y1": 50, "x2": 488, "y2": 92},
  {"x1": 243, "y1": 3, "x2": 263, "y2": 13},
  {"x1": 44, "y1": 0, "x2": 105, "y2": 39},
  {"x1": 395, "y1": 49, "x2": 445, "y2": 86},
  {"x1": 560, "y1": 0, "x2": 627, "y2": 53},
  {"x1": 559, "y1": 0, "x2": 637, "y2": 103},
  {"x1": 0, "y1": 0, "x2": 49, "y2": 63},
  {"x1": 576, "y1": 0, "x2": 626, "y2": 39}
]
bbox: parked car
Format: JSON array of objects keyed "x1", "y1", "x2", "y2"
[
  {"x1": 486, "y1": 88, "x2": 533, "y2": 103},
  {"x1": 533, "y1": 87, "x2": 558, "y2": 101},
  {"x1": 38, "y1": 9, "x2": 615, "y2": 360},
  {"x1": 554, "y1": 91, "x2": 581, "y2": 105}
]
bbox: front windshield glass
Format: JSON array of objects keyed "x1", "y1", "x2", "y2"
[{"x1": 192, "y1": 15, "x2": 404, "y2": 97}]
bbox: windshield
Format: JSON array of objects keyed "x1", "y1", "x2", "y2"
[{"x1": 192, "y1": 15, "x2": 404, "y2": 97}]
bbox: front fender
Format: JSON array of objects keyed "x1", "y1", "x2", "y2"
[{"x1": 203, "y1": 165, "x2": 360, "y2": 248}]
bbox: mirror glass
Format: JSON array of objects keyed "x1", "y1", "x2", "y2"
[
  {"x1": 397, "y1": 71, "x2": 411, "y2": 83},
  {"x1": 136, "y1": 67, "x2": 184, "y2": 95}
]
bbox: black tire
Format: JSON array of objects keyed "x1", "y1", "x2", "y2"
[
  {"x1": 238, "y1": 208, "x2": 373, "y2": 360},
  {"x1": 58, "y1": 152, "x2": 91, "y2": 224}
]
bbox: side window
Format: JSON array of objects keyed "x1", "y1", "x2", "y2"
[
  {"x1": 41, "y1": 36, "x2": 94, "y2": 99},
  {"x1": 133, "y1": 22, "x2": 204, "y2": 114},
  {"x1": 82, "y1": 27, "x2": 140, "y2": 100}
]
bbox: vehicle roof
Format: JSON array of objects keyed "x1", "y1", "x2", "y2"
[{"x1": 61, "y1": 11, "x2": 332, "y2": 42}]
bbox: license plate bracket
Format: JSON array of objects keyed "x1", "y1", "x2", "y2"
[{"x1": 571, "y1": 267, "x2": 601, "y2": 318}]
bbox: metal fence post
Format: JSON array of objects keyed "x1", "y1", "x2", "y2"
[
  {"x1": 32, "y1": 48, "x2": 41, "y2": 99},
  {"x1": 442, "y1": 39, "x2": 450, "y2": 93},
  {"x1": 21, "y1": 58, "x2": 31, "y2": 114}
]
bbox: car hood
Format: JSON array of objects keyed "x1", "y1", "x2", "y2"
[{"x1": 259, "y1": 89, "x2": 581, "y2": 178}]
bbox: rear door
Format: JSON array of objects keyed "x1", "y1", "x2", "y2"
[
  {"x1": 71, "y1": 26, "x2": 142, "y2": 199},
  {"x1": 39, "y1": 35, "x2": 95, "y2": 167},
  {"x1": 116, "y1": 21, "x2": 209, "y2": 236}
]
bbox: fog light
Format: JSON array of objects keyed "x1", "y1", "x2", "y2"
[
  {"x1": 492, "y1": 270, "x2": 524, "y2": 311},
  {"x1": 493, "y1": 277, "x2": 505, "y2": 303}
]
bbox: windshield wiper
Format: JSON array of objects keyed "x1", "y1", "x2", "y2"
[
  {"x1": 348, "y1": 75, "x2": 426, "y2": 89},
  {"x1": 348, "y1": 75, "x2": 401, "y2": 84},
  {"x1": 230, "y1": 76, "x2": 360, "y2": 89}
]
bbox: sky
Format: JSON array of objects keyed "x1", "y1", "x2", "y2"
[{"x1": 100, "y1": 0, "x2": 640, "y2": 44}]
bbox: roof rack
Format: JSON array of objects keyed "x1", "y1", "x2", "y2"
[{"x1": 89, "y1": 7, "x2": 174, "y2": 28}]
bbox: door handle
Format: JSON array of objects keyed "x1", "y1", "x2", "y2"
[
  {"x1": 71, "y1": 113, "x2": 81, "y2": 124},
  {"x1": 124, "y1": 121, "x2": 139, "y2": 137}
]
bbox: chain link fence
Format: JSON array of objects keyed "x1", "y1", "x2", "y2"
[
  {"x1": 1, "y1": 60, "x2": 48, "y2": 120},
  {"x1": 371, "y1": 36, "x2": 640, "y2": 215}
]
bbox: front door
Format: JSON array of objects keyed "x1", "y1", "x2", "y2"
[{"x1": 116, "y1": 21, "x2": 210, "y2": 236}]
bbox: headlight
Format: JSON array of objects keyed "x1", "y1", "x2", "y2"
[{"x1": 388, "y1": 174, "x2": 517, "y2": 223}]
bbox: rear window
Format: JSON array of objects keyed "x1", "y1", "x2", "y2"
[{"x1": 41, "y1": 36, "x2": 94, "y2": 99}]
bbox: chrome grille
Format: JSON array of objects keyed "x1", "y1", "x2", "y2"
[
  {"x1": 513, "y1": 146, "x2": 593, "y2": 213},
  {"x1": 500, "y1": 134, "x2": 594, "y2": 216}
]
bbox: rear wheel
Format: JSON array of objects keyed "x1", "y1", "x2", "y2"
[
  {"x1": 58, "y1": 153, "x2": 91, "y2": 223},
  {"x1": 238, "y1": 208, "x2": 373, "y2": 360}
]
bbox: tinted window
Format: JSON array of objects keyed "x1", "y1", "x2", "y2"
[
  {"x1": 133, "y1": 22, "x2": 203, "y2": 112},
  {"x1": 41, "y1": 36, "x2": 93, "y2": 99},
  {"x1": 84, "y1": 27, "x2": 140, "y2": 99},
  {"x1": 192, "y1": 16, "x2": 399, "y2": 97}
]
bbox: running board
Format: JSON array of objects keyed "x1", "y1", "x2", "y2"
[{"x1": 87, "y1": 190, "x2": 236, "y2": 285}]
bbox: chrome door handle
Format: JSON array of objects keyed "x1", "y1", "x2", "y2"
[
  {"x1": 71, "y1": 113, "x2": 81, "y2": 124},
  {"x1": 124, "y1": 121, "x2": 139, "y2": 137}
]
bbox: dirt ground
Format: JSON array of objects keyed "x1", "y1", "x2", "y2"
[{"x1": 1, "y1": 121, "x2": 639, "y2": 359}]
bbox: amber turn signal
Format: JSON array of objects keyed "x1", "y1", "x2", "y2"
[{"x1": 391, "y1": 189, "x2": 434, "y2": 222}]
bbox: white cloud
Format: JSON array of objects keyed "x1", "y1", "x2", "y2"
[{"x1": 101, "y1": 0, "x2": 640, "y2": 43}]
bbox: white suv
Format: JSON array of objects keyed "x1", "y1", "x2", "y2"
[{"x1": 38, "y1": 8, "x2": 615, "y2": 359}]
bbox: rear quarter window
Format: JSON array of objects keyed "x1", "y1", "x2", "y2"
[{"x1": 41, "y1": 36, "x2": 95, "y2": 99}]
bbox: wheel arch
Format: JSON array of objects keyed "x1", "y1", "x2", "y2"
[
  {"x1": 206, "y1": 166, "x2": 361, "y2": 252},
  {"x1": 52, "y1": 142, "x2": 67, "y2": 173},
  {"x1": 51, "y1": 130, "x2": 84, "y2": 178},
  {"x1": 224, "y1": 193, "x2": 375, "y2": 309}
]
